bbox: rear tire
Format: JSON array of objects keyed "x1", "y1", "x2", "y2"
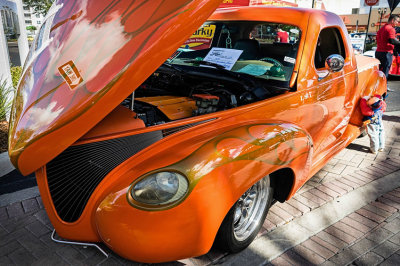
[{"x1": 215, "y1": 176, "x2": 274, "y2": 253}]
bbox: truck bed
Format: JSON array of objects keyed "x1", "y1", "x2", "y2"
[{"x1": 356, "y1": 54, "x2": 380, "y2": 73}]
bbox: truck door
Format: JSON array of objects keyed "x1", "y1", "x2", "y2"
[{"x1": 311, "y1": 27, "x2": 357, "y2": 161}]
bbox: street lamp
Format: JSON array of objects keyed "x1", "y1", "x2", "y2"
[{"x1": 378, "y1": 7, "x2": 388, "y2": 30}]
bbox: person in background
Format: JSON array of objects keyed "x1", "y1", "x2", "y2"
[
  {"x1": 360, "y1": 95, "x2": 387, "y2": 154},
  {"x1": 376, "y1": 14, "x2": 400, "y2": 91},
  {"x1": 275, "y1": 26, "x2": 289, "y2": 43}
]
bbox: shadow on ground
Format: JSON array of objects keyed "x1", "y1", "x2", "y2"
[
  {"x1": 346, "y1": 143, "x2": 370, "y2": 153},
  {"x1": 383, "y1": 115, "x2": 400, "y2": 123}
]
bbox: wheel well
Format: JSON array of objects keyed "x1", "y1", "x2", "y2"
[{"x1": 269, "y1": 168, "x2": 295, "y2": 203}]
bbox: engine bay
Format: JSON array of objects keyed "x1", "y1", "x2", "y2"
[{"x1": 121, "y1": 63, "x2": 288, "y2": 126}]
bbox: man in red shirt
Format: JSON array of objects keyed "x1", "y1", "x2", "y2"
[
  {"x1": 376, "y1": 14, "x2": 400, "y2": 78},
  {"x1": 276, "y1": 27, "x2": 289, "y2": 43}
]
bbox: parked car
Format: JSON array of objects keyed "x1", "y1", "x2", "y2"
[
  {"x1": 349, "y1": 32, "x2": 376, "y2": 44},
  {"x1": 8, "y1": 1, "x2": 386, "y2": 263},
  {"x1": 350, "y1": 32, "x2": 377, "y2": 54},
  {"x1": 363, "y1": 47, "x2": 400, "y2": 76},
  {"x1": 363, "y1": 48, "x2": 376, "y2": 58},
  {"x1": 390, "y1": 53, "x2": 400, "y2": 76},
  {"x1": 389, "y1": 28, "x2": 400, "y2": 76}
]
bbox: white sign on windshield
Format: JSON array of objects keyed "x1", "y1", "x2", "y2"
[{"x1": 203, "y1": 48, "x2": 243, "y2": 70}]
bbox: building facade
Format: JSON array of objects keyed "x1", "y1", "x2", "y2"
[
  {"x1": 0, "y1": 0, "x2": 18, "y2": 39},
  {"x1": 340, "y1": 6, "x2": 400, "y2": 33},
  {"x1": 22, "y1": 2, "x2": 44, "y2": 35}
]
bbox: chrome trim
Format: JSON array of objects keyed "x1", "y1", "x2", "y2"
[{"x1": 51, "y1": 230, "x2": 109, "y2": 258}]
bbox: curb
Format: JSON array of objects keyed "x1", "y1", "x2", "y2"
[
  {"x1": 0, "y1": 152, "x2": 14, "y2": 177},
  {"x1": 0, "y1": 186, "x2": 39, "y2": 207}
]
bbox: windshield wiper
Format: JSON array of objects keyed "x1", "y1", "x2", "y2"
[
  {"x1": 161, "y1": 62, "x2": 185, "y2": 73},
  {"x1": 168, "y1": 48, "x2": 195, "y2": 64},
  {"x1": 183, "y1": 60, "x2": 226, "y2": 70},
  {"x1": 184, "y1": 59, "x2": 261, "y2": 90}
]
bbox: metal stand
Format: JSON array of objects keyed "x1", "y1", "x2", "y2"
[
  {"x1": 130, "y1": 92, "x2": 135, "y2": 111},
  {"x1": 51, "y1": 230, "x2": 109, "y2": 258}
]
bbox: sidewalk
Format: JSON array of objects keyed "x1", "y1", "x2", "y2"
[{"x1": 0, "y1": 113, "x2": 399, "y2": 265}]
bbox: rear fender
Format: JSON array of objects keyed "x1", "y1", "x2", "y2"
[{"x1": 350, "y1": 70, "x2": 387, "y2": 127}]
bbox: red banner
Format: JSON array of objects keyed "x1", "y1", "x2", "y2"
[
  {"x1": 250, "y1": 0, "x2": 297, "y2": 7},
  {"x1": 219, "y1": 0, "x2": 250, "y2": 7},
  {"x1": 219, "y1": 0, "x2": 297, "y2": 7}
]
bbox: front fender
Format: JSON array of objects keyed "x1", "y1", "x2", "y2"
[{"x1": 95, "y1": 122, "x2": 312, "y2": 263}]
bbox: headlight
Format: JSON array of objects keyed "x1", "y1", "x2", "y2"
[{"x1": 129, "y1": 171, "x2": 189, "y2": 207}]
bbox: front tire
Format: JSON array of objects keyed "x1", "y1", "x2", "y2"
[{"x1": 215, "y1": 176, "x2": 274, "y2": 253}]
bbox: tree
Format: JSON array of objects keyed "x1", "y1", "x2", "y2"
[
  {"x1": 26, "y1": 25, "x2": 37, "y2": 34},
  {"x1": 23, "y1": 0, "x2": 54, "y2": 16}
]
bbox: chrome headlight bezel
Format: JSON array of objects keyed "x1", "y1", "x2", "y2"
[{"x1": 127, "y1": 170, "x2": 189, "y2": 211}]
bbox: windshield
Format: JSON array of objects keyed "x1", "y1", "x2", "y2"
[{"x1": 168, "y1": 21, "x2": 301, "y2": 88}]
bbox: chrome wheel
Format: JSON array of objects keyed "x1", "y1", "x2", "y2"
[
  {"x1": 233, "y1": 178, "x2": 269, "y2": 241},
  {"x1": 215, "y1": 175, "x2": 273, "y2": 253}
]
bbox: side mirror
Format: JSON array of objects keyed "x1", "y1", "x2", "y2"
[
  {"x1": 325, "y1": 54, "x2": 345, "y2": 72},
  {"x1": 318, "y1": 54, "x2": 345, "y2": 81}
]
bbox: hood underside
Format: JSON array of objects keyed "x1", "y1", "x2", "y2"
[{"x1": 8, "y1": 0, "x2": 223, "y2": 175}]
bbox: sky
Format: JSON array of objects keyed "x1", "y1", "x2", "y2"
[
  {"x1": 292, "y1": 0, "x2": 388, "y2": 15},
  {"x1": 324, "y1": 0, "x2": 362, "y2": 14}
]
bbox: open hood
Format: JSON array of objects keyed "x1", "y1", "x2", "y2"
[{"x1": 8, "y1": 0, "x2": 223, "y2": 175}]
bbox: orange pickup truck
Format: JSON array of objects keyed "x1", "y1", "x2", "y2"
[{"x1": 8, "y1": 1, "x2": 387, "y2": 263}]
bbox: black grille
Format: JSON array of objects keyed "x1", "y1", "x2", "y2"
[
  {"x1": 46, "y1": 131, "x2": 163, "y2": 223},
  {"x1": 162, "y1": 119, "x2": 216, "y2": 137}
]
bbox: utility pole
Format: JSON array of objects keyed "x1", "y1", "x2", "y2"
[
  {"x1": 312, "y1": 0, "x2": 315, "y2": 8},
  {"x1": 364, "y1": 6, "x2": 372, "y2": 53},
  {"x1": 378, "y1": 8, "x2": 388, "y2": 30}
]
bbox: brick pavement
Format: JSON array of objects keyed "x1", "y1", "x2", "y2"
[
  {"x1": 268, "y1": 189, "x2": 400, "y2": 266},
  {"x1": 0, "y1": 114, "x2": 399, "y2": 265}
]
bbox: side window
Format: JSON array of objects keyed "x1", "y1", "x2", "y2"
[{"x1": 315, "y1": 27, "x2": 346, "y2": 69}]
